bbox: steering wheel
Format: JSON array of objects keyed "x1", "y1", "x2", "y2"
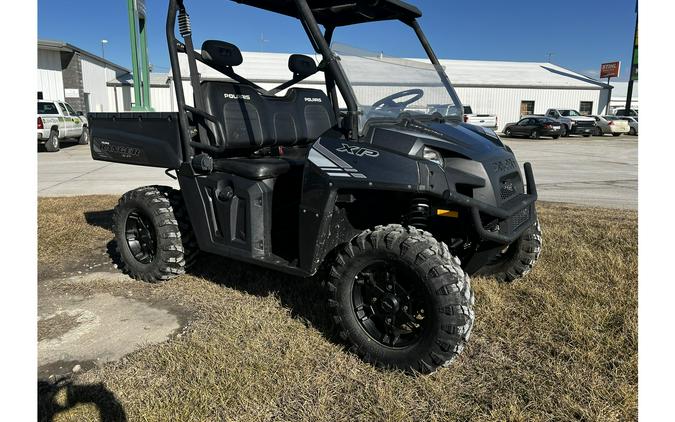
[{"x1": 371, "y1": 89, "x2": 424, "y2": 110}]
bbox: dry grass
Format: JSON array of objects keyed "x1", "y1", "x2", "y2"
[{"x1": 38, "y1": 196, "x2": 637, "y2": 421}]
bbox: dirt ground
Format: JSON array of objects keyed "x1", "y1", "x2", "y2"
[{"x1": 37, "y1": 196, "x2": 637, "y2": 421}]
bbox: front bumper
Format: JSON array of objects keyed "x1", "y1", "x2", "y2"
[
  {"x1": 570, "y1": 125, "x2": 595, "y2": 135},
  {"x1": 443, "y1": 162, "x2": 538, "y2": 244}
]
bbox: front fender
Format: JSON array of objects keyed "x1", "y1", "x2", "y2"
[{"x1": 298, "y1": 137, "x2": 447, "y2": 273}]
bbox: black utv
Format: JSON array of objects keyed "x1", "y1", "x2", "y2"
[{"x1": 89, "y1": 0, "x2": 542, "y2": 374}]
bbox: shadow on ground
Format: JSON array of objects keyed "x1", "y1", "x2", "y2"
[
  {"x1": 84, "y1": 210, "x2": 114, "y2": 231},
  {"x1": 85, "y1": 209, "x2": 338, "y2": 342},
  {"x1": 38, "y1": 378, "x2": 127, "y2": 422}
]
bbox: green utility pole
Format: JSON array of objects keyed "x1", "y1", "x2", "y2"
[
  {"x1": 625, "y1": 1, "x2": 638, "y2": 113},
  {"x1": 127, "y1": 0, "x2": 153, "y2": 111}
]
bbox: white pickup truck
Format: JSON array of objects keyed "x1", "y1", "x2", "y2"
[
  {"x1": 38, "y1": 100, "x2": 89, "y2": 152},
  {"x1": 463, "y1": 105, "x2": 498, "y2": 129},
  {"x1": 545, "y1": 108, "x2": 596, "y2": 137}
]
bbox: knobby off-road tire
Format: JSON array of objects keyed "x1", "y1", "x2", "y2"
[
  {"x1": 112, "y1": 186, "x2": 199, "y2": 283},
  {"x1": 476, "y1": 219, "x2": 542, "y2": 283},
  {"x1": 327, "y1": 224, "x2": 475, "y2": 374},
  {"x1": 45, "y1": 130, "x2": 60, "y2": 152}
]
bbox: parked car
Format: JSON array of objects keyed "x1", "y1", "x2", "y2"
[
  {"x1": 602, "y1": 115, "x2": 630, "y2": 136},
  {"x1": 503, "y1": 116, "x2": 562, "y2": 139},
  {"x1": 545, "y1": 108, "x2": 596, "y2": 137},
  {"x1": 619, "y1": 116, "x2": 638, "y2": 135},
  {"x1": 591, "y1": 115, "x2": 612, "y2": 136},
  {"x1": 614, "y1": 108, "x2": 638, "y2": 117},
  {"x1": 462, "y1": 105, "x2": 498, "y2": 129},
  {"x1": 38, "y1": 100, "x2": 89, "y2": 152}
]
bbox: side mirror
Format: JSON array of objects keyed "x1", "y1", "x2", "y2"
[{"x1": 75, "y1": 111, "x2": 84, "y2": 116}]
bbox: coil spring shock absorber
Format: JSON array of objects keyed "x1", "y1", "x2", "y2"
[
  {"x1": 178, "y1": 8, "x2": 192, "y2": 37},
  {"x1": 406, "y1": 198, "x2": 431, "y2": 230}
]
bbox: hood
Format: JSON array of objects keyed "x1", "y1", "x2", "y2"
[{"x1": 368, "y1": 120, "x2": 511, "y2": 163}]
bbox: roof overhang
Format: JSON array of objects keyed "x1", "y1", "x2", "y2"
[
  {"x1": 231, "y1": 0, "x2": 421, "y2": 26},
  {"x1": 38, "y1": 39, "x2": 131, "y2": 74}
]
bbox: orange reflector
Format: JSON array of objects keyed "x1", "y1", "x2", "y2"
[{"x1": 436, "y1": 209, "x2": 459, "y2": 218}]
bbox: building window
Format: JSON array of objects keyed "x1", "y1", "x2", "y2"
[
  {"x1": 520, "y1": 101, "x2": 535, "y2": 117},
  {"x1": 580, "y1": 101, "x2": 593, "y2": 115},
  {"x1": 37, "y1": 91, "x2": 43, "y2": 100}
]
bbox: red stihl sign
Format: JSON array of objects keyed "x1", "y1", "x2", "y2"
[{"x1": 600, "y1": 61, "x2": 621, "y2": 79}]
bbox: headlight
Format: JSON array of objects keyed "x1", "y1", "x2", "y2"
[{"x1": 423, "y1": 146, "x2": 444, "y2": 167}]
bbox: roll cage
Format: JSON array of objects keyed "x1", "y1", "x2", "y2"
[{"x1": 166, "y1": 0, "x2": 460, "y2": 161}]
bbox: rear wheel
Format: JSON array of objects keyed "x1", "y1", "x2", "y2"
[
  {"x1": 613, "y1": 133, "x2": 621, "y2": 137},
  {"x1": 112, "y1": 186, "x2": 199, "y2": 283},
  {"x1": 45, "y1": 130, "x2": 60, "y2": 152},
  {"x1": 552, "y1": 135, "x2": 560, "y2": 139},
  {"x1": 530, "y1": 130, "x2": 539, "y2": 140},
  {"x1": 327, "y1": 225, "x2": 474, "y2": 374},
  {"x1": 629, "y1": 127, "x2": 637, "y2": 135},
  {"x1": 78, "y1": 126, "x2": 89, "y2": 145},
  {"x1": 475, "y1": 219, "x2": 542, "y2": 283}
]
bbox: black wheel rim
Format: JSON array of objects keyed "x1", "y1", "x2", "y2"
[
  {"x1": 125, "y1": 210, "x2": 157, "y2": 264},
  {"x1": 351, "y1": 260, "x2": 429, "y2": 348}
]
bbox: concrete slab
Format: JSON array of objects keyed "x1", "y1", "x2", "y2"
[
  {"x1": 38, "y1": 272, "x2": 185, "y2": 379},
  {"x1": 504, "y1": 135, "x2": 637, "y2": 209},
  {"x1": 37, "y1": 136, "x2": 638, "y2": 209}
]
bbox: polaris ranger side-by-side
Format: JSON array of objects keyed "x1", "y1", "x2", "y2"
[{"x1": 89, "y1": 0, "x2": 542, "y2": 374}]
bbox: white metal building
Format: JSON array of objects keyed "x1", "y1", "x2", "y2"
[
  {"x1": 108, "y1": 51, "x2": 612, "y2": 130},
  {"x1": 608, "y1": 81, "x2": 638, "y2": 114},
  {"x1": 38, "y1": 39, "x2": 130, "y2": 113}
]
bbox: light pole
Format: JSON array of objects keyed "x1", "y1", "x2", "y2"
[{"x1": 101, "y1": 39, "x2": 108, "y2": 59}]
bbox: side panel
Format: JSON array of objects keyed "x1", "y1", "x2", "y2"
[{"x1": 178, "y1": 169, "x2": 272, "y2": 259}]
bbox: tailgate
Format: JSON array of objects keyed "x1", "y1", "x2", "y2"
[
  {"x1": 467, "y1": 115, "x2": 497, "y2": 127},
  {"x1": 89, "y1": 112, "x2": 183, "y2": 169}
]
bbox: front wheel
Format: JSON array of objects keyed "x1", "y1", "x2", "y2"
[
  {"x1": 612, "y1": 133, "x2": 621, "y2": 137},
  {"x1": 530, "y1": 130, "x2": 540, "y2": 140},
  {"x1": 504, "y1": 128, "x2": 512, "y2": 137},
  {"x1": 327, "y1": 225, "x2": 474, "y2": 374},
  {"x1": 595, "y1": 127, "x2": 603, "y2": 136},
  {"x1": 560, "y1": 125, "x2": 568, "y2": 137},
  {"x1": 475, "y1": 219, "x2": 542, "y2": 283}
]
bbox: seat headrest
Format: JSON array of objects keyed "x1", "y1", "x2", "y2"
[
  {"x1": 288, "y1": 54, "x2": 317, "y2": 77},
  {"x1": 201, "y1": 40, "x2": 243, "y2": 67}
]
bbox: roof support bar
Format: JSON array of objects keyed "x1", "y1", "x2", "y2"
[{"x1": 292, "y1": 0, "x2": 359, "y2": 139}]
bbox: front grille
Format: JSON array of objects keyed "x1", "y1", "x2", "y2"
[
  {"x1": 576, "y1": 120, "x2": 595, "y2": 127},
  {"x1": 499, "y1": 175, "x2": 519, "y2": 201},
  {"x1": 511, "y1": 207, "x2": 530, "y2": 229}
]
